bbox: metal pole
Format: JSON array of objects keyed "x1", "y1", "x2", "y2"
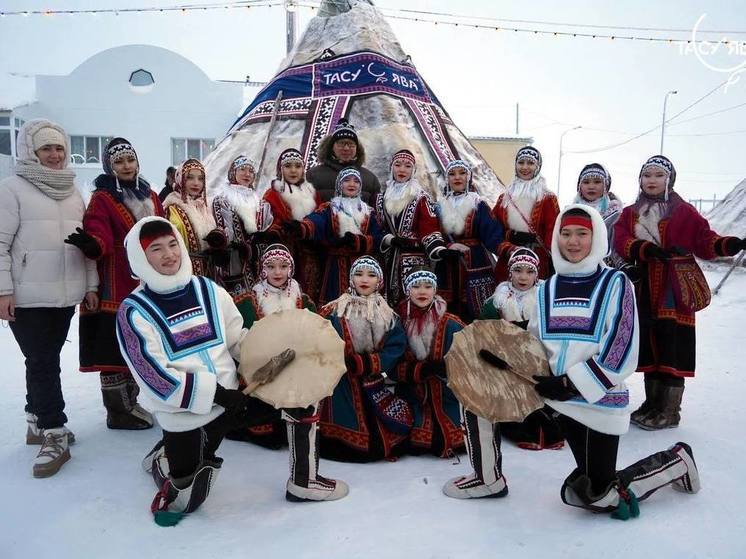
[
  {"x1": 285, "y1": 0, "x2": 297, "y2": 55},
  {"x1": 660, "y1": 90, "x2": 677, "y2": 154},
  {"x1": 557, "y1": 125, "x2": 581, "y2": 200},
  {"x1": 515, "y1": 103, "x2": 519, "y2": 135},
  {"x1": 713, "y1": 250, "x2": 745, "y2": 296}
]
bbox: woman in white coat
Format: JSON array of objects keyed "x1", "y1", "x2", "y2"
[{"x1": 0, "y1": 119, "x2": 98, "y2": 478}]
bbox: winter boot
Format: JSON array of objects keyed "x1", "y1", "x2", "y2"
[
  {"x1": 631, "y1": 374, "x2": 662, "y2": 427},
  {"x1": 636, "y1": 385, "x2": 684, "y2": 431},
  {"x1": 283, "y1": 407, "x2": 349, "y2": 502},
  {"x1": 618, "y1": 441, "x2": 700, "y2": 499},
  {"x1": 101, "y1": 372, "x2": 154, "y2": 430},
  {"x1": 32, "y1": 428, "x2": 71, "y2": 478},
  {"x1": 560, "y1": 469, "x2": 639, "y2": 519},
  {"x1": 443, "y1": 409, "x2": 508, "y2": 499},
  {"x1": 26, "y1": 412, "x2": 75, "y2": 445},
  {"x1": 143, "y1": 439, "x2": 169, "y2": 489},
  {"x1": 150, "y1": 458, "x2": 222, "y2": 526}
]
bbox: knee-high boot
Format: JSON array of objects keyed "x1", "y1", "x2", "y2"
[
  {"x1": 442, "y1": 408, "x2": 508, "y2": 499},
  {"x1": 100, "y1": 371, "x2": 153, "y2": 430},
  {"x1": 283, "y1": 407, "x2": 349, "y2": 502}
]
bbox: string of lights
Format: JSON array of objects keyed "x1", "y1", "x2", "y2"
[{"x1": 0, "y1": 1, "x2": 281, "y2": 17}]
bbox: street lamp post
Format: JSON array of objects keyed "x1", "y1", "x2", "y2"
[
  {"x1": 557, "y1": 125, "x2": 582, "y2": 200},
  {"x1": 660, "y1": 90, "x2": 678, "y2": 154}
]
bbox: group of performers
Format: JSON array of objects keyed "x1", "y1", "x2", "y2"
[{"x1": 6, "y1": 117, "x2": 745, "y2": 524}]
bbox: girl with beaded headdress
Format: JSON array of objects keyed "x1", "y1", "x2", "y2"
[
  {"x1": 614, "y1": 155, "x2": 746, "y2": 430},
  {"x1": 163, "y1": 158, "x2": 227, "y2": 277},
  {"x1": 435, "y1": 159, "x2": 503, "y2": 322},
  {"x1": 390, "y1": 269, "x2": 465, "y2": 458},
  {"x1": 318, "y1": 256, "x2": 409, "y2": 462},
  {"x1": 480, "y1": 248, "x2": 564, "y2": 451},
  {"x1": 73, "y1": 137, "x2": 163, "y2": 430},
  {"x1": 285, "y1": 167, "x2": 384, "y2": 306},
  {"x1": 375, "y1": 149, "x2": 448, "y2": 306},
  {"x1": 264, "y1": 148, "x2": 323, "y2": 301},
  {"x1": 492, "y1": 146, "x2": 559, "y2": 283},
  {"x1": 212, "y1": 155, "x2": 275, "y2": 299},
  {"x1": 224, "y1": 243, "x2": 316, "y2": 449}
]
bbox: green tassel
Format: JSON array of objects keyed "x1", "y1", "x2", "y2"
[
  {"x1": 628, "y1": 490, "x2": 640, "y2": 518},
  {"x1": 154, "y1": 510, "x2": 184, "y2": 527},
  {"x1": 611, "y1": 498, "x2": 630, "y2": 521}
]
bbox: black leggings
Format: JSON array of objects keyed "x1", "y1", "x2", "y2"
[
  {"x1": 559, "y1": 415, "x2": 619, "y2": 494},
  {"x1": 163, "y1": 396, "x2": 279, "y2": 478}
]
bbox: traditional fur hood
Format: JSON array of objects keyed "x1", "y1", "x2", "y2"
[
  {"x1": 317, "y1": 134, "x2": 367, "y2": 167},
  {"x1": 124, "y1": 216, "x2": 193, "y2": 293},
  {"x1": 551, "y1": 204, "x2": 609, "y2": 276}
]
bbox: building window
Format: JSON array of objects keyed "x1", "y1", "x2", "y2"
[
  {"x1": 171, "y1": 138, "x2": 215, "y2": 165},
  {"x1": 70, "y1": 135, "x2": 113, "y2": 164},
  {"x1": 129, "y1": 69, "x2": 155, "y2": 94},
  {"x1": 0, "y1": 112, "x2": 13, "y2": 156}
]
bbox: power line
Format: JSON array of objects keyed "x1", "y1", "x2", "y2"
[
  {"x1": 565, "y1": 78, "x2": 732, "y2": 154},
  {"x1": 668, "y1": 101, "x2": 746, "y2": 126},
  {"x1": 0, "y1": 1, "x2": 282, "y2": 17}
]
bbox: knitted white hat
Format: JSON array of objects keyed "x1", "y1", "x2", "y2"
[{"x1": 31, "y1": 126, "x2": 67, "y2": 152}]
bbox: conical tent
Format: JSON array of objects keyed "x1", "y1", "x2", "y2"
[
  {"x1": 204, "y1": 0, "x2": 504, "y2": 203},
  {"x1": 706, "y1": 179, "x2": 746, "y2": 238}
]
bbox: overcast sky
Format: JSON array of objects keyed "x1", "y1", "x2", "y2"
[{"x1": 1, "y1": 0, "x2": 745, "y2": 206}]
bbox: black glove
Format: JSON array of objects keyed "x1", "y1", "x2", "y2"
[
  {"x1": 420, "y1": 359, "x2": 447, "y2": 379},
  {"x1": 478, "y1": 349, "x2": 510, "y2": 369},
  {"x1": 532, "y1": 374, "x2": 578, "y2": 401},
  {"x1": 665, "y1": 246, "x2": 688, "y2": 257},
  {"x1": 438, "y1": 248, "x2": 463, "y2": 261},
  {"x1": 282, "y1": 220, "x2": 304, "y2": 238},
  {"x1": 340, "y1": 232, "x2": 358, "y2": 247},
  {"x1": 511, "y1": 320, "x2": 529, "y2": 330},
  {"x1": 203, "y1": 229, "x2": 227, "y2": 249},
  {"x1": 209, "y1": 248, "x2": 231, "y2": 268},
  {"x1": 64, "y1": 227, "x2": 101, "y2": 259},
  {"x1": 345, "y1": 354, "x2": 361, "y2": 376},
  {"x1": 510, "y1": 231, "x2": 536, "y2": 245},
  {"x1": 213, "y1": 384, "x2": 248, "y2": 413},
  {"x1": 643, "y1": 243, "x2": 669, "y2": 261},
  {"x1": 390, "y1": 236, "x2": 416, "y2": 249}
]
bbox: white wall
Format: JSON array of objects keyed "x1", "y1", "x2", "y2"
[
  {"x1": 14, "y1": 44, "x2": 243, "y2": 197},
  {"x1": 0, "y1": 154, "x2": 13, "y2": 181}
]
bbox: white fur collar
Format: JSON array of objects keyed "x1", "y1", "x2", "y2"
[
  {"x1": 273, "y1": 180, "x2": 317, "y2": 220},
  {"x1": 124, "y1": 217, "x2": 193, "y2": 294},
  {"x1": 215, "y1": 183, "x2": 261, "y2": 234},
  {"x1": 252, "y1": 279, "x2": 302, "y2": 316},
  {"x1": 163, "y1": 192, "x2": 216, "y2": 250},
  {"x1": 551, "y1": 204, "x2": 609, "y2": 275},
  {"x1": 502, "y1": 175, "x2": 551, "y2": 233},
  {"x1": 439, "y1": 192, "x2": 480, "y2": 236},
  {"x1": 330, "y1": 196, "x2": 371, "y2": 236},
  {"x1": 383, "y1": 179, "x2": 424, "y2": 218},
  {"x1": 488, "y1": 281, "x2": 538, "y2": 322},
  {"x1": 326, "y1": 292, "x2": 396, "y2": 354}
]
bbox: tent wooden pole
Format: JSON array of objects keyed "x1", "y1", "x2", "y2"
[{"x1": 713, "y1": 250, "x2": 745, "y2": 296}]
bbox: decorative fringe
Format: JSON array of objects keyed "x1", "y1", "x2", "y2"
[
  {"x1": 153, "y1": 510, "x2": 185, "y2": 527},
  {"x1": 611, "y1": 487, "x2": 640, "y2": 521}
]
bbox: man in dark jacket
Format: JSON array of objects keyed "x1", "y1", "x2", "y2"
[{"x1": 307, "y1": 118, "x2": 381, "y2": 204}]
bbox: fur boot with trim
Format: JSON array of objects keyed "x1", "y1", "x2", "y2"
[
  {"x1": 443, "y1": 409, "x2": 508, "y2": 499},
  {"x1": 630, "y1": 374, "x2": 662, "y2": 427},
  {"x1": 101, "y1": 372, "x2": 154, "y2": 430},
  {"x1": 283, "y1": 407, "x2": 349, "y2": 502},
  {"x1": 635, "y1": 385, "x2": 683, "y2": 431},
  {"x1": 151, "y1": 458, "x2": 222, "y2": 526}
]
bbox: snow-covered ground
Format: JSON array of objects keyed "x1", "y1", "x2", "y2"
[{"x1": 2, "y1": 265, "x2": 745, "y2": 559}]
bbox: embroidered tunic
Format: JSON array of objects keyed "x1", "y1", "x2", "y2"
[{"x1": 529, "y1": 267, "x2": 639, "y2": 435}]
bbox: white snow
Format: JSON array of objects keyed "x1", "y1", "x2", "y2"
[
  {"x1": 2, "y1": 266, "x2": 746, "y2": 559},
  {"x1": 707, "y1": 179, "x2": 746, "y2": 239}
]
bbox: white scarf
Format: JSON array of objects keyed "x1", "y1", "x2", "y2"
[
  {"x1": 439, "y1": 192, "x2": 480, "y2": 236},
  {"x1": 274, "y1": 180, "x2": 317, "y2": 220},
  {"x1": 163, "y1": 192, "x2": 216, "y2": 250},
  {"x1": 487, "y1": 281, "x2": 538, "y2": 322},
  {"x1": 634, "y1": 202, "x2": 663, "y2": 245},
  {"x1": 330, "y1": 196, "x2": 371, "y2": 236},
  {"x1": 501, "y1": 175, "x2": 550, "y2": 232},
  {"x1": 383, "y1": 178, "x2": 423, "y2": 218},
  {"x1": 252, "y1": 278, "x2": 303, "y2": 316},
  {"x1": 215, "y1": 183, "x2": 262, "y2": 234},
  {"x1": 326, "y1": 292, "x2": 396, "y2": 354}
]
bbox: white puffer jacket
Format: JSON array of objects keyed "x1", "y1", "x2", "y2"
[{"x1": 0, "y1": 119, "x2": 98, "y2": 308}]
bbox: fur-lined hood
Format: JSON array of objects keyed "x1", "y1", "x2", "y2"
[
  {"x1": 551, "y1": 204, "x2": 609, "y2": 276},
  {"x1": 124, "y1": 217, "x2": 193, "y2": 293},
  {"x1": 317, "y1": 134, "x2": 367, "y2": 168}
]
